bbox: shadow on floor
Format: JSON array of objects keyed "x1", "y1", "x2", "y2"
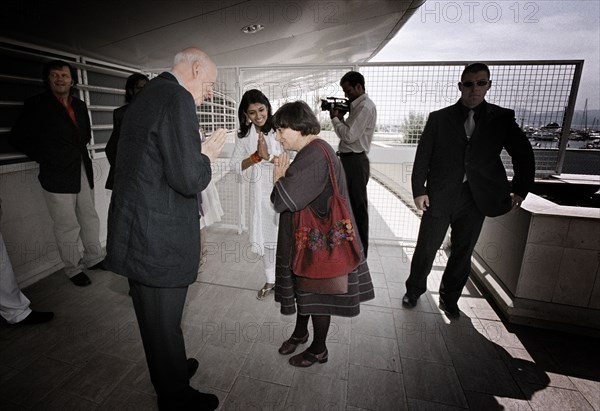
[{"x1": 1, "y1": 227, "x2": 599, "y2": 410}]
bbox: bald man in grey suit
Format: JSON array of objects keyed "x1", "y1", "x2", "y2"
[{"x1": 106, "y1": 48, "x2": 226, "y2": 411}]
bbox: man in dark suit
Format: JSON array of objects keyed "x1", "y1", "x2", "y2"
[
  {"x1": 104, "y1": 72, "x2": 148, "y2": 190},
  {"x1": 402, "y1": 63, "x2": 535, "y2": 318},
  {"x1": 105, "y1": 47, "x2": 226, "y2": 411},
  {"x1": 10, "y1": 60, "x2": 105, "y2": 287}
]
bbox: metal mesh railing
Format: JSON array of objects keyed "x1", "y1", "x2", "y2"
[
  {"x1": 233, "y1": 61, "x2": 581, "y2": 150},
  {"x1": 221, "y1": 61, "x2": 583, "y2": 241},
  {"x1": 0, "y1": 40, "x2": 585, "y2": 242}
]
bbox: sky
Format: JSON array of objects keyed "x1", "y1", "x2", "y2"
[{"x1": 372, "y1": 0, "x2": 600, "y2": 110}]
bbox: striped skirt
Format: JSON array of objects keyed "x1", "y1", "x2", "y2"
[{"x1": 274, "y1": 259, "x2": 375, "y2": 317}]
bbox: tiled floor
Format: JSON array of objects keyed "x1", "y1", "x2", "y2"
[{"x1": 1, "y1": 226, "x2": 599, "y2": 410}]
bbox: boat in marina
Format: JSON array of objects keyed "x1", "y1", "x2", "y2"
[{"x1": 531, "y1": 130, "x2": 559, "y2": 140}]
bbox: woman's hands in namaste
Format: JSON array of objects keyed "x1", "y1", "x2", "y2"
[
  {"x1": 273, "y1": 152, "x2": 290, "y2": 183},
  {"x1": 257, "y1": 132, "x2": 269, "y2": 160}
]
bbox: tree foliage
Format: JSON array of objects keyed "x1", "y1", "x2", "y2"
[{"x1": 401, "y1": 112, "x2": 427, "y2": 144}]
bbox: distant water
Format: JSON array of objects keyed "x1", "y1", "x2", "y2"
[{"x1": 530, "y1": 139, "x2": 595, "y2": 150}]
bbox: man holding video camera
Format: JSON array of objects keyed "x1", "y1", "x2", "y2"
[{"x1": 328, "y1": 71, "x2": 377, "y2": 257}]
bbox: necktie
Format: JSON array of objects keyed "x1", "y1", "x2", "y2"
[
  {"x1": 463, "y1": 110, "x2": 475, "y2": 182},
  {"x1": 464, "y1": 109, "x2": 475, "y2": 139}
]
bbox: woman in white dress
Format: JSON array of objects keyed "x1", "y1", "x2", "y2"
[
  {"x1": 198, "y1": 128, "x2": 224, "y2": 272},
  {"x1": 230, "y1": 90, "x2": 283, "y2": 300}
]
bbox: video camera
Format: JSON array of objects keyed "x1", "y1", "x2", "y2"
[{"x1": 320, "y1": 97, "x2": 349, "y2": 114}]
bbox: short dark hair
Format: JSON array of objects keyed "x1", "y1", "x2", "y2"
[
  {"x1": 42, "y1": 60, "x2": 77, "y2": 92},
  {"x1": 461, "y1": 63, "x2": 491, "y2": 81},
  {"x1": 272, "y1": 101, "x2": 320, "y2": 136},
  {"x1": 237, "y1": 89, "x2": 274, "y2": 138},
  {"x1": 340, "y1": 71, "x2": 365, "y2": 89},
  {"x1": 124, "y1": 73, "x2": 149, "y2": 103}
]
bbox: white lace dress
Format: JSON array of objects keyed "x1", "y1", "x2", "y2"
[{"x1": 229, "y1": 127, "x2": 283, "y2": 256}]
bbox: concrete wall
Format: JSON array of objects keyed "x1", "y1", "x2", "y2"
[
  {"x1": 473, "y1": 193, "x2": 600, "y2": 334},
  {"x1": 0, "y1": 157, "x2": 111, "y2": 287},
  {"x1": 1, "y1": 142, "x2": 421, "y2": 288}
]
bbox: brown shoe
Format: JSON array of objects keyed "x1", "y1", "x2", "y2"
[
  {"x1": 289, "y1": 349, "x2": 328, "y2": 367},
  {"x1": 278, "y1": 332, "x2": 309, "y2": 355}
]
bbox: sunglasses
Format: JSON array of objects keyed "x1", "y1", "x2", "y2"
[{"x1": 461, "y1": 80, "x2": 490, "y2": 88}]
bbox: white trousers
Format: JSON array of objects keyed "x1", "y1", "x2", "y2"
[
  {"x1": 0, "y1": 232, "x2": 31, "y2": 324},
  {"x1": 263, "y1": 245, "x2": 276, "y2": 284},
  {"x1": 42, "y1": 163, "x2": 105, "y2": 278}
]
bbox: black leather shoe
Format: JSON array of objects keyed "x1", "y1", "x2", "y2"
[
  {"x1": 189, "y1": 390, "x2": 219, "y2": 411},
  {"x1": 88, "y1": 260, "x2": 106, "y2": 270},
  {"x1": 187, "y1": 358, "x2": 199, "y2": 379},
  {"x1": 15, "y1": 311, "x2": 54, "y2": 325},
  {"x1": 289, "y1": 349, "x2": 328, "y2": 368},
  {"x1": 278, "y1": 332, "x2": 309, "y2": 355},
  {"x1": 402, "y1": 293, "x2": 418, "y2": 308},
  {"x1": 439, "y1": 298, "x2": 460, "y2": 318},
  {"x1": 158, "y1": 389, "x2": 219, "y2": 411},
  {"x1": 70, "y1": 272, "x2": 91, "y2": 287}
]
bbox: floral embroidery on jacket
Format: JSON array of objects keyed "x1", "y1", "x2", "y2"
[{"x1": 295, "y1": 219, "x2": 355, "y2": 251}]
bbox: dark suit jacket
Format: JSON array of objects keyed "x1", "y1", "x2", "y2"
[
  {"x1": 412, "y1": 100, "x2": 535, "y2": 217},
  {"x1": 104, "y1": 104, "x2": 128, "y2": 190},
  {"x1": 10, "y1": 91, "x2": 94, "y2": 193},
  {"x1": 105, "y1": 72, "x2": 212, "y2": 287}
]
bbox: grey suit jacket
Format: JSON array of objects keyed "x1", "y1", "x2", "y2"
[
  {"x1": 105, "y1": 72, "x2": 212, "y2": 287},
  {"x1": 412, "y1": 100, "x2": 535, "y2": 217}
]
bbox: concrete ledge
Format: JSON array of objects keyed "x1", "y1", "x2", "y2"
[
  {"x1": 471, "y1": 263, "x2": 600, "y2": 337},
  {"x1": 471, "y1": 194, "x2": 600, "y2": 337}
]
